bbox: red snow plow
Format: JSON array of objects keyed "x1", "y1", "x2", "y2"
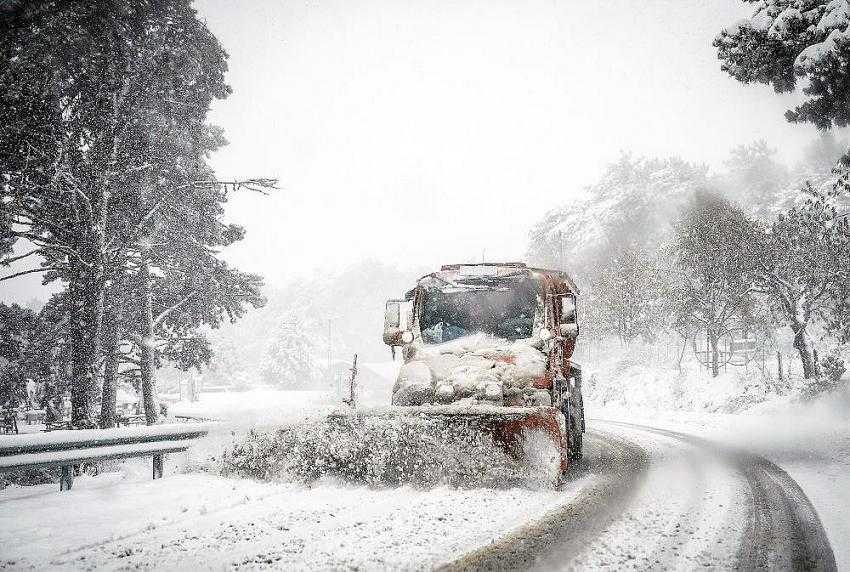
[{"x1": 376, "y1": 262, "x2": 585, "y2": 482}]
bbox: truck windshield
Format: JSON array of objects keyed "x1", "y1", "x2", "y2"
[{"x1": 419, "y1": 278, "x2": 539, "y2": 343}]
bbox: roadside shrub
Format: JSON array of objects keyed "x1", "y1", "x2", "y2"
[
  {"x1": 821, "y1": 353, "x2": 846, "y2": 387},
  {"x1": 801, "y1": 352, "x2": 846, "y2": 399}
]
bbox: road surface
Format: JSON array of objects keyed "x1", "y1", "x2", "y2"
[{"x1": 447, "y1": 419, "x2": 837, "y2": 571}]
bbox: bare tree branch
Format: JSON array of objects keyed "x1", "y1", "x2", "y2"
[{"x1": 0, "y1": 266, "x2": 61, "y2": 282}]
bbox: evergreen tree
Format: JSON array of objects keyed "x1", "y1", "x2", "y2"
[
  {"x1": 715, "y1": 1, "x2": 850, "y2": 131},
  {"x1": 2, "y1": 2, "x2": 270, "y2": 426},
  {"x1": 261, "y1": 318, "x2": 317, "y2": 389},
  {"x1": 0, "y1": 303, "x2": 39, "y2": 405}
]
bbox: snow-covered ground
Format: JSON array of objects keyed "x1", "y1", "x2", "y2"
[
  {"x1": 2, "y1": 380, "x2": 591, "y2": 569},
  {"x1": 0, "y1": 468, "x2": 591, "y2": 569},
  {"x1": 3, "y1": 363, "x2": 849, "y2": 569},
  {"x1": 578, "y1": 338, "x2": 850, "y2": 567},
  {"x1": 168, "y1": 388, "x2": 338, "y2": 425}
]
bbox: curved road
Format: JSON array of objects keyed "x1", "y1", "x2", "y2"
[
  {"x1": 444, "y1": 420, "x2": 837, "y2": 571},
  {"x1": 1, "y1": 419, "x2": 838, "y2": 570}
]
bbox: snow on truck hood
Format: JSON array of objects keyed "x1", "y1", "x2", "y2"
[{"x1": 392, "y1": 333, "x2": 552, "y2": 408}]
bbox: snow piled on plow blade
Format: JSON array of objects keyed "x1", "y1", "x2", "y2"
[{"x1": 221, "y1": 406, "x2": 563, "y2": 489}]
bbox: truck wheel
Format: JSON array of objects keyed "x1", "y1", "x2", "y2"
[{"x1": 568, "y1": 415, "x2": 583, "y2": 461}]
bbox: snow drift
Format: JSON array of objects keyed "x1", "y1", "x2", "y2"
[{"x1": 220, "y1": 408, "x2": 561, "y2": 489}]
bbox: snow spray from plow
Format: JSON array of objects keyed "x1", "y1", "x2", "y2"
[{"x1": 221, "y1": 406, "x2": 565, "y2": 488}]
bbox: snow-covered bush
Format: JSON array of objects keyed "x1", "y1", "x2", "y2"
[
  {"x1": 801, "y1": 352, "x2": 847, "y2": 399},
  {"x1": 822, "y1": 353, "x2": 847, "y2": 384}
]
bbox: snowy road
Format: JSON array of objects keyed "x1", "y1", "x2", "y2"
[
  {"x1": 447, "y1": 420, "x2": 837, "y2": 571},
  {"x1": 1, "y1": 419, "x2": 839, "y2": 570}
]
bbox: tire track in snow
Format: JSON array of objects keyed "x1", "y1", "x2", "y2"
[
  {"x1": 570, "y1": 428, "x2": 741, "y2": 569},
  {"x1": 440, "y1": 430, "x2": 649, "y2": 571},
  {"x1": 601, "y1": 420, "x2": 837, "y2": 571}
]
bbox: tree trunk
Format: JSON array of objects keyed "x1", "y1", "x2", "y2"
[
  {"x1": 68, "y1": 168, "x2": 110, "y2": 429},
  {"x1": 709, "y1": 333, "x2": 720, "y2": 378},
  {"x1": 812, "y1": 348, "x2": 821, "y2": 378},
  {"x1": 139, "y1": 257, "x2": 159, "y2": 425},
  {"x1": 99, "y1": 272, "x2": 123, "y2": 428},
  {"x1": 68, "y1": 243, "x2": 105, "y2": 428},
  {"x1": 791, "y1": 321, "x2": 816, "y2": 379}
]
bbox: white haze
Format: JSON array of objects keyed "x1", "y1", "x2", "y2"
[{"x1": 195, "y1": 0, "x2": 821, "y2": 285}]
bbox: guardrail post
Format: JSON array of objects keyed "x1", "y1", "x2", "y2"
[
  {"x1": 152, "y1": 453, "x2": 163, "y2": 479},
  {"x1": 60, "y1": 465, "x2": 74, "y2": 491}
]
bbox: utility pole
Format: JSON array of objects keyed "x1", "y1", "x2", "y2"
[{"x1": 342, "y1": 354, "x2": 358, "y2": 408}]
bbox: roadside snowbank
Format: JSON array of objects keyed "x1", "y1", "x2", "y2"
[{"x1": 579, "y1": 340, "x2": 837, "y2": 413}]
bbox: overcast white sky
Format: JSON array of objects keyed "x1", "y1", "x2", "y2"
[
  {"x1": 0, "y1": 0, "x2": 826, "y2": 303},
  {"x1": 195, "y1": 0, "x2": 821, "y2": 286}
]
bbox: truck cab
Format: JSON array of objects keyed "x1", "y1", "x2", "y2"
[{"x1": 383, "y1": 262, "x2": 585, "y2": 459}]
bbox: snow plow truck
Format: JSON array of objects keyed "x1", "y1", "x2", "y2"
[
  {"x1": 381, "y1": 262, "x2": 585, "y2": 476},
  {"x1": 223, "y1": 262, "x2": 584, "y2": 487}
]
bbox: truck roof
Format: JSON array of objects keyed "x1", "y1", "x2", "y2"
[{"x1": 417, "y1": 262, "x2": 580, "y2": 295}]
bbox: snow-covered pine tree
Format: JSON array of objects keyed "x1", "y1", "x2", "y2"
[
  {"x1": 1, "y1": 4, "x2": 142, "y2": 426},
  {"x1": 715, "y1": 1, "x2": 850, "y2": 133},
  {"x1": 2, "y1": 2, "x2": 269, "y2": 426},
  {"x1": 261, "y1": 319, "x2": 317, "y2": 389}
]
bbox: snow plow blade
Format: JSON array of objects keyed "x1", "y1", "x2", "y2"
[
  {"x1": 335, "y1": 405, "x2": 570, "y2": 477},
  {"x1": 223, "y1": 405, "x2": 569, "y2": 488}
]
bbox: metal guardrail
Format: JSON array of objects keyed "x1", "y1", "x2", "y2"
[{"x1": 0, "y1": 424, "x2": 208, "y2": 491}]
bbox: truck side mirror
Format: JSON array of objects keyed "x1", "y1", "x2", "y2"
[
  {"x1": 383, "y1": 299, "x2": 413, "y2": 346},
  {"x1": 556, "y1": 293, "x2": 579, "y2": 339}
]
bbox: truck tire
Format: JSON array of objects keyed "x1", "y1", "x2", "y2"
[{"x1": 568, "y1": 414, "x2": 583, "y2": 461}]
